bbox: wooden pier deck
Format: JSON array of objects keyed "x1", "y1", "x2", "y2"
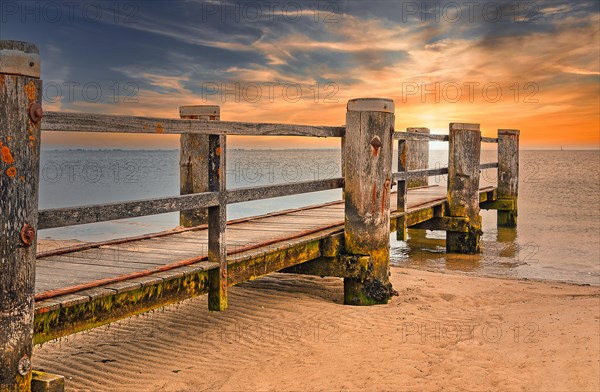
[
  {"x1": 35, "y1": 185, "x2": 495, "y2": 295},
  {"x1": 32, "y1": 185, "x2": 498, "y2": 344}
]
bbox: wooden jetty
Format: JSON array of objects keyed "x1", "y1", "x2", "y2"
[{"x1": 0, "y1": 41, "x2": 519, "y2": 391}]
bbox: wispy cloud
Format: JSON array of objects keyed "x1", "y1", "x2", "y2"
[{"x1": 5, "y1": 0, "x2": 596, "y2": 148}]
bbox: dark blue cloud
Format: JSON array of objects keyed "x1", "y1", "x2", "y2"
[{"x1": 1, "y1": 0, "x2": 597, "y2": 109}]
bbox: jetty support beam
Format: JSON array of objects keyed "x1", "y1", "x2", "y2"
[
  {"x1": 446, "y1": 123, "x2": 482, "y2": 254},
  {"x1": 207, "y1": 134, "x2": 228, "y2": 311},
  {"x1": 0, "y1": 40, "x2": 42, "y2": 392},
  {"x1": 406, "y1": 127, "x2": 430, "y2": 188},
  {"x1": 396, "y1": 137, "x2": 407, "y2": 240},
  {"x1": 497, "y1": 129, "x2": 519, "y2": 227},
  {"x1": 342, "y1": 98, "x2": 395, "y2": 305}
]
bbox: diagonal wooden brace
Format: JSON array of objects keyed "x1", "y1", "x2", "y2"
[
  {"x1": 280, "y1": 254, "x2": 371, "y2": 280},
  {"x1": 411, "y1": 216, "x2": 471, "y2": 232}
]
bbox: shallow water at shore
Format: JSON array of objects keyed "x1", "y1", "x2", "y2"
[
  {"x1": 38, "y1": 149, "x2": 600, "y2": 285},
  {"x1": 392, "y1": 150, "x2": 600, "y2": 286}
]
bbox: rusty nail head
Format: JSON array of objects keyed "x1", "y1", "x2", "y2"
[
  {"x1": 370, "y1": 136, "x2": 382, "y2": 150},
  {"x1": 18, "y1": 356, "x2": 31, "y2": 376},
  {"x1": 28, "y1": 103, "x2": 43, "y2": 123},
  {"x1": 21, "y1": 224, "x2": 36, "y2": 246}
]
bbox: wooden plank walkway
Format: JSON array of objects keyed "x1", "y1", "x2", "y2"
[
  {"x1": 32, "y1": 184, "x2": 498, "y2": 344},
  {"x1": 35, "y1": 185, "x2": 496, "y2": 297}
]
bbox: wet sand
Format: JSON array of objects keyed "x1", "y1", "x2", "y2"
[{"x1": 33, "y1": 267, "x2": 600, "y2": 391}]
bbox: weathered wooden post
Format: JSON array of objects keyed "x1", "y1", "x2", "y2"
[
  {"x1": 207, "y1": 134, "x2": 227, "y2": 311},
  {"x1": 179, "y1": 105, "x2": 220, "y2": 227},
  {"x1": 343, "y1": 98, "x2": 395, "y2": 305},
  {"x1": 396, "y1": 127, "x2": 430, "y2": 240},
  {"x1": 0, "y1": 40, "x2": 42, "y2": 391},
  {"x1": 396, "y1": 138, "x2": 407, "y2": 240},
  {"x1": 406, "y1": 127, "x2": 430, "y2": 188},
  {"x1": 497, "y1": 129, "x2": 519, "y2": 227},
  {"x1": 446, "y1": 123, "x2": 482, "y2": 254}
]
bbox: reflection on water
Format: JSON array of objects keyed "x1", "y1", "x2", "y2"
[
  {"x1": 391, "y1": 151, "x2": 600, "y2": 286},
  {"x1": 391, "y1": 224, "x2": 533, "y2": 277}
]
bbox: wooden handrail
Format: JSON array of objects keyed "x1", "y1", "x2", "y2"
[
  {"x1": 394, "y1": 132, "x2": 499, "y2": 143},
  {"x1": 38, "y1": 191, "x2": 220, "y2": 229},
  {"x1": 392, "y1": 163, "x2": 497, "y2": 181},
  {"x1": 394, "y1": 132, "x2": 449, "y2": 141},
  {"x1": 41, "y1": 111, "x2": 345, "y2": 138},
  {"x1": 228, "y1": 177, "x2": 343, "y2": 204},
  {"x1": 37, "y1": 178, "x2": 345, "y2": 229}
]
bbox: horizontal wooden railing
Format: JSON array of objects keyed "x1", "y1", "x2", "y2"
[
  {"x1": 227, "y1": 177, "x2": 344, "y2": 204},
  {"x1": 393, "y1": 131, "x2": 499, "y2": 143},
  {"x1": 38, "y1": 177, "x2": 345, "y2": 229},
  {"x1": 38, "y1": 191, "x2": 219, "y2": 229},
  {"x1": 393, "y1": 162, "x2": 498, "y2": 181},
  {"x1": 41, "y1": 111, "x2": 345, "y2": 138}
]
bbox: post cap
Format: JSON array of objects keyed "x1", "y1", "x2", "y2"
[
  {"x1": 180, "y1": 105, "x2": 220, "y2": 120},
  {"x1": 407, "y1": 127, "x2": 430, "y2": 134},
  {"x1": 347, "y1": 98, "x2": 394, "y2": 113},
  {"x1": 498, "y1": 129, "x2": 520, "y2": 136},
  {"x1": 450, "y1": 123, "x2": 480, "y2": 132},
  {"x1": 0, "y1": 40, "x2": 40, "y2": 78}
]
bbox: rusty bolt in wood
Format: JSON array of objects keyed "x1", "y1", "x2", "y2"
[
  {"x1": 20, "y1": 224, "x2": 36, "y2": 246},
  {"x1": 370, "y1": 135, "x2": 382, "y2": 150},
  {"x1": 17, "y1": 355, "x2": 31, "y2": 376},
  {"x1": 28, "y1": 102, "x2": 43, "y2": 123}
]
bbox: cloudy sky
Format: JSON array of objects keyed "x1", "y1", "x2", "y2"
[{"x1": 2, "y1": 0, "x2": 598, "y2": 149}]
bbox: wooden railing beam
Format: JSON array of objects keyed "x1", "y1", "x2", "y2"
[
  {"x1": 41, "y1": 112, "x2": 345, "y2": 138},
  {"x1": 38, "y1": 192, "x2": 220, "y2": 229}
]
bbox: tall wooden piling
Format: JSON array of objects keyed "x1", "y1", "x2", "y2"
[
  {"x1": 179, "y1": 105, "x2": 220, "y2": 227},
  {"x1": 343, "y1": 98, "x2": 395, "y2": 305},
  {"x1": 406, "y1": 127, "x2": 430, "y2": 188},
  {"x1": 396, "y1": 138, "x2": 407, "y2": 240},
  {"x1": 0, "y1": 40, "x2": 42, "y2": 391},
  {"x1": 497, "y1": 129, "x2": 519, "y2": 227},
  {"x1": 446, "y1": 123, "x2": 482, "y2": 254},
  {"x1": 207, "y1": 134, "x2": 228, "y2": 311}
]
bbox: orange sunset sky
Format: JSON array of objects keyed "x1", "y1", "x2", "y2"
[{"x1": 4, "y1": 1, "x2": 599, "y2": 149}]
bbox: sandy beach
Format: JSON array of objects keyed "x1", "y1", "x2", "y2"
[{"x1": 33, "y1": 266, "x2": 600, "y2": 391}]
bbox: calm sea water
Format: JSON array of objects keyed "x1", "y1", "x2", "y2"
[{"x1": 39, "y1": 149, "x2": 600, "y2": 285}]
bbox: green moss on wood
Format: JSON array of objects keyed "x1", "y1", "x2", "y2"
[{"x1": 34, "y1": 270, "x2": 210, "y2": 345}]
